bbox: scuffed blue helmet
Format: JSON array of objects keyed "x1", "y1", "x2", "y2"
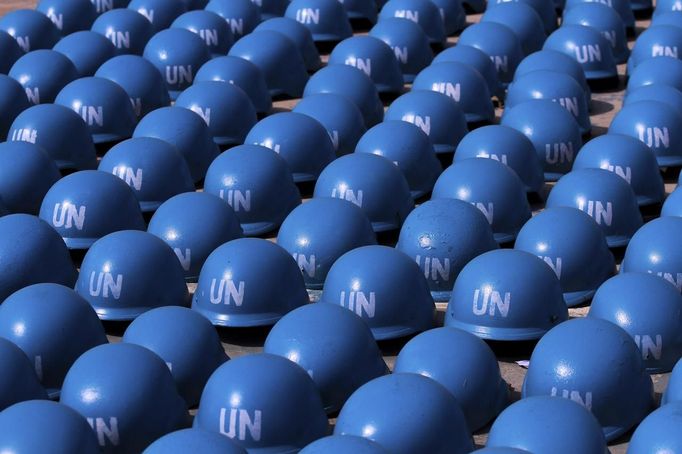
[
  {"x1": 53, "y1": 31, "x2": 116, "y2": 77},
  {"x1": 0, "y1": 9, "x2": 60, "y2": 53},
  {"x1": 9, "y1": 49, "x2": 78, "y2": 105},
  {"x1": 487, "y1": 0, "x2": 557, "y2": 34},
  {"x1": 433, "y1": 44, "x2": 504, "y2": 99},
  {"x1": 628, "y1": 402, "x2": 682, "y2": 453},
  {"x1": 0, "y1": 75, "x2": 30, "y2": 139},
  {"x1": 205, "y1": 0, "x2": 261, "y2": 39},
  {"x1": 564, "y1": 0, "x2": 635, "y2": 31},
  {"x1": 254, "y1": 17, "x2": 322, "y2": 72},
  {"x1": 171, "y1": 10, "x2": 234, "y2": 58},
  {"x1": 145, "y1": 429, "x2": 247, "y2": 454},
  {"x1": 627, "y1": 56, "x2": 682, "y2": 92},
  {"x1": 624, "y1": 83, "x2": 682, "y2": 117},
  {"x1": 562, "y1": 3, "x2": 630, "y2": 64},
  {"x1": 513, "y1": 49, "x2": 592, "y2": 100},
  {"x1": 0, "y1": 30, "x2": 24, "y2": 74},
  {"x1": 0, "y1": 338, "x2": 47, "y2": 411},
  {"x1": 368, "y1": 18, "x2": 433, "y2": 83},
  {"x1": 458, "y1": 22, "x2": 524, "y2": 86},
  {"x1": 543, "y1": 24, "x2": 617, "y2": 81},
  {"x1": 431, "y1": 0, "x2": 466, "y2": 35},
  {"x1": 285, "y1": 0, "x2": 353, "y2": 42},
  {"x1": 481, "y1": 2, "x2": 546, "y2": 55},
  {"x1": 128, "y1": 0, "x2": 187, "y2": 33},
  {"x1": 378, "y1": 0, "x2": 446, "y2": 45},
  {"x1": 37, "y1": 0, "x2": 98, "y2": 36},
  {"x1": 628, "y1": 25, "x2": 682, "y2": 73},
  {"x1": 0, "y1": 142, "x2": 59, "y2": 214},
  {"x1": 91, "y1": 9, "x2": 154, "y2": 56},
  {"x1": 301, "y1": 435, "x2": 388, "y2": 454}
]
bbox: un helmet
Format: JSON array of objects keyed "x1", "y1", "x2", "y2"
[
  {"x1": 252, "y1": 0, "x2": 290, "y2": 20},
  {"x1": 0, "y1": 9, "x2": 60, "y2": 52},
  {"x1": 481, "y1": 3, "x2": 546, "y2": 55},
  {"x1": 543, "y1": 24, "x2": 618, "y2": 81},
  {"x1": 0, "y1": 142, "x2": 59, "y2": 214},
  {"x1": 513, "y1": 49, "x2": 592, "y2": 100},
  {"x1": 562, "y1": 3, "x2": 630, "y2": 64},
  {"x1": 564, "y1": 0, "x2": 635, "y2": 31},
  {"x1": 628, "y1": 402, "x2": 682, "y2": 453},
  {"x1": 655, "y1": 0, "x2": 682, "y2": 16},
  {"x1": 52, "y1": 31, "x2": 116, "y2": 77},
  {"x1": 254, "y1": 17, "x2": 322, "y2": 72},
  {"x1": 0, "y1": 30, "x2": 23, "y2": 74},
  {"x1": 487, "y1": 0, "x2": 557, "y2": 34},
  {"x1": 91, "y1": 8, "x2": 154, "y2": 56},
  {"x1": 205, "y1": 0, "x2": 261, "y2": 40},
  {"x1": 36, "y1": 0, "x2": 98, "y2": 36},
  {"x1": 144, "y1": 429, "x2": 247, "y2": 454},
  {"x1": 91, "y1": 0, "x2": 129, "y2": 15},
  {"x1": 433, "y1": 44, "x2": 504, "y2": 99},
  {"x1": 0, "y1": 75, "x2": 30, "y2": 139},
  {"x1": 128, "y1": 0, "x2": 187, "y2": 33},
  {"x1": 341, "y1": 0, "x2": 379, "y2": 23},
  {"x1": 0, "y1": 338, "x2": 48, "y2": 411},
  {"x1": 171, "y1": 10, "x2": 234, "y2": 58},
  {"x1": 9, "y1": 49, "x2": 78, "y2": 105},
  {"x1": 368, "y1": 18, "x2": 433, "y2": 83},
  {"x1": 624, "y1": 84, "x2": 682, "y2": 117},
  {"x1": 431, "y1": 0, "x2": 466, "y2": 35},
  {"x1": 301, "y1": 435, "x2": 389, "y2": 454},
  {"x1": 458, "y1": 22, "x2": 524, "y2": 86},
  {"x1": 285, "y1": 0, "x2": 353, "y2": 43},
  {"x1": 663, "y1": 186, "x2": 682, "y2": 217},
  {"x1": 628, "y1": 25, "x2": 682, "y2": 73},
  {"x1": 378, "y1": 0, "x2": 446, "y2": 45},
  {"x1": 627, "y1": 56, "x2": 682, "y2": 92}
]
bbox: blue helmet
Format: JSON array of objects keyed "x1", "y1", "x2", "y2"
[
  {"x1": 368, "y1": 18, "x2": 433, "y2": 83},
  {"x1": 385, "y1": 90, "x2": 468, "y2": 154},
  {"x1": 55, "y1": 76, "x2": 137, "y2": 144},
  {"x1": 52, "y1": 31, "x2": 116, "y2": 77},
  {"x1": 148, "y1": 192, "x2": 243, "y2": 281},
  {"x1": 341, "y1": 0, "x2": 379, "y2": 23},
  {"x1": 573, "y1": 134, "x2": 665, "y2": 206},
  {"x1": 628, "y1": 402, "x2": 682, "y2": 453},
  {"x1": 0, "y1": 338, "x2": 47, "y2": 411},
  {"x1": 628, "y1": 25, "x2": 682, "y2": 73},
  {"x1": 320, "y1": 245, "x2": 435, "y2": 340},
  {"x1": 303, "y1": 64, "x2": 384, "y2": 127},
  {"x1": 9, "y1": 49, "x2": 78, "y2": 105},
  {"x1": 665, "y1": 358, "x2": 682, "y2": 403},
  {"x1": 506, "y1": 70, "x2": 592, "y2": 135},
  {"x1": 515, "y1": 207, "x2": 615, "y2": 306},
  {"x1": 75, "y1": 230, "x2": 190, "y2": 320},
  {"x1": 0, "y1": 283, "x2": 107, "y2": 397},
  {"x1": 264, "y1": 303, "x2": 387, "y2": 413},
  {"x1": 334, "y1": 373, "x2": 474, "y2": 454},
  {"x1": 252, "y1": 0, "x2": 290, "y2": 20},
  {"x1": 654, "y1": 10, "x2": 682, "y2": 28},
  {"x1": 656, "y1": 0, "x2": 682, "y2": 16},
  {"x1": 95, "y1": 55, "x2": 171, "y2": 119},
  {"x1": 513, "y1": 49, "x2": 592, "y2": 100},
  {"x1": 98, "y1": 137, "x2": 195, "y2": 212},
  {"x1": 144, "y1": 429, "x2": 247, "y2": 454},
  {"x1": 0, "y1": 400, "x2": 100, "y2": 454},
  {"x1": 314, "y1": 153, "x2": 414, "y2": 232},
  {"x1": 301, "y1": 435, "x2": 389, "y2": 454},
  {"x1": 663, "y1": 186, "x2": 682, "y2": 217},
  {"x1": 205, "y1": 0, "x2": 261, "y2": 40},
  {"x1": 285, "y1": 0, "x2": 353, "y2": 43},
  {"x1": 195, "y1": 56, "x2": 272, "y2": 115},
  {"x1": 254, "y1": 17, "x2": 322, "y2": 72},
  {"x1": 91, "y1": 9, "x2": 154, "y2": 56},
  {"x1": 293, "y1": 93, "x2": 367, "y2": 156},
  {"x1": 128, "y1": 0, "x2": 187, "y2": 33},
  {"x1": 0, "y1": 30, "x2": 24, "y2": 74},
  {"x1": 143, "y1": 28, "x2": 210, "y2": 100},
  {"x1": 481, "y1": 3, "x2": 546, "y2": 55},
  {"x1": 276, "y1": 198, "x2": 377, "y2": 290},
  {"x1": 487, "y1": 0, "x2": 557, "y2": 34},
  {"x1": 458, "y1": 22, "x2": 524, "y2": 85},
  {"x1": 60, "y1": 343, "x2": 189, "y2": 453},
  {"x1": 627, "y1": 56, "x2": 682, "y2": 92},
  {"x1": 431, "y1": 0, "x2": 466, "y2": 35},
  {"x1": 445, "y1": 249, "x2": 568, "y2": 340},
  {"x1": 7, "y1": 104, "x2": 97, "y2": 171},
  {"x1": 396, "y1": 199, "x2": 498, "y2": 301},
  {"x1": 0, "y1": 9, "x2": 60, "y2": 53},
  {"x1": 486, "y1": 396, "x2": 608, "y2": 454},
  {"x1": 502, "y1": 99, "x2": 582, "y2": 181},
  {"x1": 192, "y1": 238, "x2": 309, "y2": 327},
  {"x1": 378, "y1": 0, "x2": 446, "y2": 45},
  {"x1": 624, "y1": 83, "x2": 682, "y2": 117},
  {"x1": 123, "y1": 306, "x2": 228, "y2": 407},
  {"x1": 175, "y1": 81, "x2": 257, "y2": 146},
  {"x1": 0, "y1": 75, "x2": 30, "y2": 139},
  {"x1": 394, "y1": 327, "x2": 508, "y2": 431},
  {"x1": 562, "y1": 3, "x2": 630, "y2": 64},
  {"x1": 355, "y1": 121, "x2": 442, "y2": 198},
  {"x1": 412, "y1": 62, "x2": 494, "y2": 124},
  {"x1": 36, "y1": 0, "x2": 98, "y2": 36},
  {"x1": 522, "y1": 317, "x2": 654, "y2": 441},
  {"x1": 204, "y1": 145, "x2": 301, "y2": 236},
  {"x1": 171, "y1": 10, "x2": 234, "y2": 58},
  {"x1": 564, "y1": 0, "x2": 635, "y2": 30},
  {"x1": 91, "y1": 0, "x2": 130, "y2": 14},
  {"x1": 432, "y1": 159, "x2": 532, "y2": 244},
  {"x1": 244, "y1": 112, "x2": 336, "y2": 183},
  {"x1": 433, "y1": 44, "x2": 504, "y2": 99},
  {"x1": 194, "y1": 354, "x2": 328, "y2": 451},
  {"x1": 133, "y1": 106, "x2": 220, "y2": 182},
  {"x1": 0, "y1": 142, "x2": 59, "y2": 214},
  {"x1": 543, "y1": 24, "x2": 617, "y2": 81},
  {"x1": 609, "y1": 100, "x2": 682, "y2": 167},
  {"x1": 589, "y1": 272, "x2": 682, "y2": 373}
]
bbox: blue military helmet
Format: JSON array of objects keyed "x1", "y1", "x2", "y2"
[
  {"x1": 285, "y1": 0, "x2": 353, "y2": 43},
  {"x1": 0, "y1": 142, "x2": 59, "y2": 214},
  {"x1": 564, "y1": 0, "x2": 635, "y2": 31},
  {"x1": 341, "y1": 0, "x2": 379, "y2": 23},
  {"x1": 589, "y1": 273, "x2": 682, "y2": 373},
  {"x1": 431, "y1": 0, "x2": 466, "y2": 35},
  {"x1": 505, "y1": 70, "x2": 592, "y2": 135},
  {"x1": 628, "y1": 25, "x2": 682, "y2": 73},
  {"x1": 192, "y1": 238, "x2": 309, "y2": 327},
  {"x1": 394, "y1": 327, "x2": 508, "y2": 431},
  {"x1": 9, "y1": 49, "x2": 78, "y2": 105},
  {"x1": 328, "y1": 36, "x2": 404, "y2": 94},
  {"x1": 663, "y1": 186, "x2": 682, "y2": 217},
  {"x1": 133, "y1": 106, "x2": 220, "y2": 182},
  {"x1": 628, "y1": 402, "x2": 682, "y2": 453},
  {"x1": 0, "y1": 338, "x2": 47, "y2": 411},
  {"x1": 385, "y1": 90, "x2": 468, "y2": 154},
  {"x1": 458, "y1": 22, "x2": 524, "y2": 86},
  {"x1": 123, "y1": 306, "x2": 228, "y2": 407},
  {"x1": 562, "y1": 3, "x2": 630, "y2": 64},
  {"x1": 481, "y1": 3, "x2": 546, "y2": 55},
  {"x1": 194, "y1": 354, "x2": 328, "y2": 451},
  {"x1": 244, "y1": 112, "x2": 336, "y2": 183},
  {"x1": 0, "y1": 30, "x2": 24, "y2": 74},
  {"x1": 293, "y1": 93, "x2": 367, "y2": 156},
  {"x1": 0, "y1": 75, "x2": 30, "y2": 139},
  {"x1": 513, "y1": 49, "x2": 592, "y2": 100},
  {"x1": 205, "y1": 0, "x2": 261, "y2": 40},
  {"x1": 301, "y1": 435, "x2": 389, "y2": 454},
  {"x1": 143, "y1": 28, "x2": 210, "y2": 100},
  {"x1": 502, "y1": 99, "x2": 582, "y2": 181},
  {"x1": 195, "y1": 56, "x2": 272, "y2": 115},
  {"x1": 624, "y1": 84, "x2": 682, "y2": 117},
  {"x1": 98, "y1": 137, "x2": 195, "y2": 212},
  {"x1": 252, "y1": 0, "x2": 290, "y2": 20},
  {"x1": 543, "y1": 24, "x2": 617, "y2": 81},
  {"x1": 334, "y1": 373, "x2": 474, "y2": 454},
  {"x1": 320, "y1": 245, "x2": 435, "y2": 340},
  {"x1": 148, "y1": 192, "x2": 243, "y2": 281},
  {"x1": 0, "y1": 401, "x2": 100, "y2": 454},
  {"x1": 354, "y1": 121, "x2": 442, "y2": 198},
  {"x1": 487, "y1": 0, "x2": 557, "y2": 34},
  {"x1": 396, "y1": 199, "x2": 498, "y2": 301},
  {"x1": 55, "y1": 76, "x2": 137, "y2": 144},
  {"x1": 412, "y1": 62, "x2": 494, "y2": 124},
  {"x1": 0, "y1": 9, "x2": 60, "y2": 53},
  {"x1": 654, "y1": 10, "x2": 682, "y2": 29},
  {"x1": 53, "y1": 31, "x2": 116, "y2": 77},
  {"x1": 75, "y1": 230, "x2": 190, "y2": 320},
  {"x1": 656, "y1": 0, "x2": 682, "y2": 16},
  {"x1": 368, "y1": 18, "x2": 433, "y2": 84},
  {"x1": 204, "y1": 145, "x2": 301, "y2": 236},
  {"x1": 314, "y1": 153, "x2": 414, "y2": 232},
  {"x1": 36, "y1": 0, "x2": 98, "y2": 36},
  {"x1": 665, "y1": 359, "x2": 682, "y2": 403},
  {"x1": 609, "y1": 100, "x2": 682, "y2": 167},
  {"x1": 573, "y1": 134, "x2": 665, "y2": 206},
  {"x1": 627, "y1": 56, "x2": 682, "y2": 92},
  {"x1": 0, "y1": 283, "x2": 107, "y2": 397},
  {"x1": 432, "y1": 159, "x2": 532, "y2": 244},
  {"x1": 445, "y1": 249, "x2": 568, "y2": 340},
  {"x1": 514, "y1": 207, "x2": 615, "y2": 306},
  {"x1": 486, "y1": 396, "x2": 608, "y2": 454},
  {"x1": 254, "y1": 17, "x2": 322, "y2": 72},
  {"x1": 276, "y1": 198, "x2": 376, "y2": 290},
  {"x1": 60, "y1": 343, "x2": 189, "y2": 453},
  {"x1": 433, "y1": 45, "x2": 504, "y2": 99},
  {"x1": 303, "y1": 64, "x2": 384, "y2": 127},
  {"x1": 96, "y1": 55, "x2": 171, "y2": 119},
  {"x1": 264, "y1": 303, "x2": 387, "y2": 413},
  {"x1": 379, "y1": 0, "x2": 446, "y2": 45},
  {"x1": 128, "y1": 0, "x2": 187, "y2": 33},
  {"x1": 176, "y1": 81, "x2": 257, "y2": 147},
  {"x1": 144, "y1": 429, "x2": 247, "y2": 454},
  {"x1": 522, "y1": 317, "x2": 654, "y2": 441},
  {"x1": 171, "y1": 10, "x2": 234, "y2": 57},
  {"x1": 91, "y1": 8, "x2": 154, "y2": 56}
]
